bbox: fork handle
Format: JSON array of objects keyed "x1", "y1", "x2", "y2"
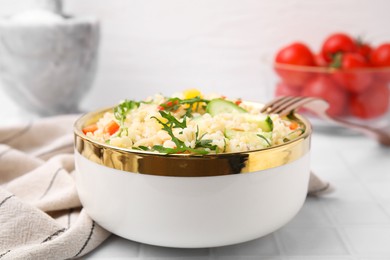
[{"x1": 301, "y1": 98, "x2": 390, "y2": 146}]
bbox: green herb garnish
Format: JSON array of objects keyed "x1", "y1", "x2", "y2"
[
  {"x1": 114, "y1": 99, "x2": 151, "y2": 137},
  {"x1": 114, "y1": 100, "x2": 141, "y2": 123},
  {"x1": 257, "y1": 134, "x2": 272, "y2": 147},
  {"x1": 159, "y1": 96, "x2": 210, "y2": 117},
  {"x1": 150, "y1": 111, "x2": 217, "y2": 154},
  {"x1": 194, "y1": 126, "x2": 218, "y2": 151}
]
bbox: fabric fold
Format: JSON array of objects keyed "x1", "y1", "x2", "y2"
[{"x1": 0, "y1": 115, "x2": 110, "y2": 260}]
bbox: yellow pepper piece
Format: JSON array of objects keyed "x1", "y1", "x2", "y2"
[
  {"x1": 183, "y1": 89, "x2": 202, "y2": 99},
  {"x1": 182, "y1": 89, "x2": 204, "y2": 112}
]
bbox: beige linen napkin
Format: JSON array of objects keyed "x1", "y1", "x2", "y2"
[
  {"x1": 0, "y1": 115, "x2": 330, "y2": 260},
  {"x1": 0, "y1": 115, "x2": 110, "y2": 260}
]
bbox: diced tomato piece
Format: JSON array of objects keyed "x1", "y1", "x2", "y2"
[
  {"x1": 82, "y1": 124, "x2": 98, "y2": 135},
  {"x1": 289, "y1": 121, "x2": 299, "y2": 130},
  {"x1": 104, "y1": 120, "x2": 120, "y2": 135}
]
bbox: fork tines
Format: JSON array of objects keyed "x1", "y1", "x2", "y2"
[{"x1": 261, "y1": 96, "x2": 313, "y2": 117}]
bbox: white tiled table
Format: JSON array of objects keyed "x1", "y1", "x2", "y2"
[
  {"x1": 83, "y1": 130, "x2": 390, "y2": 260},
  {"x1": 2, "y1": 94, "x2": 390, "y2": 260}
]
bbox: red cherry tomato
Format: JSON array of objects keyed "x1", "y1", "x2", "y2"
[
  {"x1": 302, "y1": 76, "x2": 347, "y2": 116},
  {"x1": 274, "y1": 82, "x2": 302, "y2": 97},
  {"x1": 321, "y1": 33, "x2": 356, "y2": 62},
  {"x1": 274, "y1": 42, "x2": 315, "y2": 87},
  {"x1": 274, "y1": 66, "x2": 314, "y2": 88},
  {"x1": 370, "y1": 44, "x2": 390, "y2": 82},
  {"x1": 374, "y1": 70, "x2": 390, "y2": 85},
  {"x1": 340, "y1": 52, "x2": 368, "y2": 68},
  {"x1": 332, "y1": 53, "x2": 372, "y2": 93},
  {"x1": 350, "y1": 82, "x2": 390, "y2": 119},
  {"x1": 356, "y1": 42, "x2": 372, "y2": 61},
  {"x1": 370, "y1": 43, "x2": 390, "y2": 67},
  {"x1": 314, "y1": 53, "x2": 328, "y2": 67},
  {"x1": 275, "y1": 42, "x2": 315, "y2": 66}
]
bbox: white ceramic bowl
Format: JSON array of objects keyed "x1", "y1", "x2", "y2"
[{"x1": 74, "y1": 106, "x2": 312, "y2": 248}]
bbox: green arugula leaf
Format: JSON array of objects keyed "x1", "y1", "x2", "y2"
[
  {"x1": 159, "y1": 96, "x2": 210, "y2": 117},
  {"x1": 151, "y1": 111, "x2": 187, "y2": 148},
  {"x1": 151, "y1": 112, "x2": 217, "y2": 155},
  {"x1": 114, "y1": 100, "x2": 141, "y2": 123},
  {"x1": 152, "y1": 145, "x2": 187, "y2": 154},
  {"x1": 138, "y1": 146, "x2": 151, "y2": 151}
]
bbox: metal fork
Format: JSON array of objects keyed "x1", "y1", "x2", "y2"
[{"x1": 260, "y1": 96, "x2": 390, "y2": 146}]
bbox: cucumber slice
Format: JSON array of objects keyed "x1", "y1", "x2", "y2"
[
  {"x1": 263, "y1": 116, "x2": 273, "y2": 132},
  {"x1": 225, "y1": 128, "x2": 272, "y2": 140},
  {"x1": 243, "y1": 114, "x2": 273, "y2": 132},
  {"x1": 224, "y1": 128, "x2": 237, "y2": 139},
  {"x1": 283, "y1": 128, "x2": 305, "y2": 142},
  {"x1": 206, "y1": 99, "x2": 247, "y2": 116},
  {"x1": 207, "y1": 99, "x2": 272, "y2": 132},
  {"x1": 224, "y1": 129, "x2": 272, "y2": 147}
]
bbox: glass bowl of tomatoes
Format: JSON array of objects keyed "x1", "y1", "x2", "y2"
[{"x1": 273, "y1": 32, "x2": 390, "y2": 123}]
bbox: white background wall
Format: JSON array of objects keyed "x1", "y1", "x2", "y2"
[{"x1": 1, "y1": 0, "x2": 390, "y2": 113}]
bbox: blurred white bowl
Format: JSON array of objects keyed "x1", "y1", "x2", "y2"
[{"x1": 0, "y1": 13, "x2": 99, "y2": 115}]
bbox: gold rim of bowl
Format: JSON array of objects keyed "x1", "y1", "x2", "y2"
[{"x1": 74, "y1": 106, "x2": 312, "y2": 177}]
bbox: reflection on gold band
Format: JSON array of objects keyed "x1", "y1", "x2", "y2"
[{"x1": 74, "y1": 107, "x2": 311, "y2": 177}]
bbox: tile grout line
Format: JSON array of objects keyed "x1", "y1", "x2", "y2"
[
  {"x1": 320, "y1": 149, "x2": 362, "y2": 258},
  {"x1": 272, "y1": 230, "x2": 287, "y2": 258},
  {"x1": 208, "y1": 247, "x2": 215, "y2": 260},
  {"x1": 338, "y1": 149, "x2": 390, "y2": 221},
  {"x1": 136, "y1": 243, "x2": 144, "y2": 258},
  {"x1": 308, "y1": 145, "x2": 359, "y2": 258},
  {"x1": 338, "y1": 146, "x2": 390, "y2": 220},
  {"x1": 321, "y1": 201, "x2": 359, "y2": 258},
  {"x1": 323, "y1": 148, "x2": 390, "y2": 258}
]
